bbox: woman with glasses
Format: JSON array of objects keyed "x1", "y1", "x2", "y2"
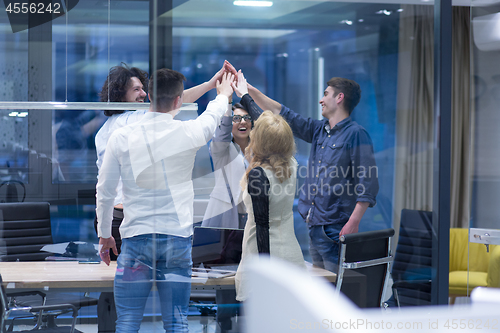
[{"x1": 202, "y1": 84, "x2": 261, "y2": 229}]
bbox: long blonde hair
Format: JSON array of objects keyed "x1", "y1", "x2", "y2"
[{"x1": 244, "y1": 111, "x2": 296, "y2": 183}]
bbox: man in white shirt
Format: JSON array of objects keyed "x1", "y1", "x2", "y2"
[
  {"x1": 95, "y1": 62, "x2": 237, "y2": 259},
  {"x1": 94, "y1": 63, "x2": 236, "y2": 333},
  {"x1": 96, "y1": 69, "x2": 234, "y2": 333}
]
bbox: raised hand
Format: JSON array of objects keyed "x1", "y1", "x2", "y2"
[
  {"x1": 208, "y1": 65, "x2": 226, "y2": 90},
  {"x1": 224, "y1": 60, "x2": 238, "y2": 77},
  {"x1": 216, "y1": 72, "x2": 234, "y2": 98},
  {"x1": 208, "y1": 60, "x2": 238, "y2": 90},
  {"x1": 231, "y1": 70, "x2": 249, "y2": 98}
]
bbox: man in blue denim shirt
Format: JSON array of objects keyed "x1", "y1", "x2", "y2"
[{"x1": 235, "y1": 73, "x2": 379, "y2": 272}]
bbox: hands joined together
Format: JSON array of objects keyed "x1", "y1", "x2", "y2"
[{"x1": 213, "y1": 60, "x2": 250, "y2": 99}]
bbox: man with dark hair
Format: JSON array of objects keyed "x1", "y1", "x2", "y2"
[
  {"x1": 231, "y1": 69, "x2": 379, "y2": 272},
  {"x1": 325, "y1": 77, "x2": 361, "y2": 115},
  {"x1": 94, "y1": 64, "x2": 149, "y2": 264},
  {"x1": 99, "y1": 64, "x2": 149, "y2": 110},
  {"x1": 147, "y1": 68, "x2": 186, "y2": 110},
  {"x1": 96, "y1": 68, "x2": 234, "y2": 332}
]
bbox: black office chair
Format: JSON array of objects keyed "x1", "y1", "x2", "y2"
[
  {"x1": 0, "y1": 202, "x2": 54, "y2": 261},
  {"x1": 336, "y1": 228, "x2": 395, "y2": 308},
  {"x1": 0, "y1": 275, "x2": 80, "y2": 333},
  {"x1": 0, "y1": 180, "x2": 26, "y2": 204},
  {"x1": 390, "y1": 209, "x2": 433, "y2": 307},
  {"x1": 0, "y1": 202, "x2": 98, "y2": 327}
]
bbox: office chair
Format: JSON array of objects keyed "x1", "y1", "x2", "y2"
[
  {"x1": 390, "y1": 209, "x2": 433, "y2": 307},
  {"x1": 336, "y1": 228, "x2": 395, "y2": 308},
  {"x1": 0, "y1": 202, "x2": 97, "y2": 328},
  {"x1": 1, "y1": 275, "x2": 79, "y2": 333},
  {"x1": 244, "y1": 257, "x2": 500, "y2": 333},
  {"x1": 0, "y1": 202, "x2": 54, "y2": 261},
  {"x1": 0, "y1": 180, "x2": 26, "y2": 203}
]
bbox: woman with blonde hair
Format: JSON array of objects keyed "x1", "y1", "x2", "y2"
[{"x1": 235, "y1": 110, "x2": 306, "y2": 302}]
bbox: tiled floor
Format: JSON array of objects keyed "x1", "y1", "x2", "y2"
[
  {"x1": 12, "y1": 313, "x2": 244, "y2": 333},
  {"x1": 74, "y1": 316, "x2": 221, "y2": 333},
  {"x1": 11, "y1": 299, "x2": 471, "y2": 333},
  {"x1": 14, "y1": 316, "x2": 221, "y2": 333}
]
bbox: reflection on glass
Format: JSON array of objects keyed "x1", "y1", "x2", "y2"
[
  {"x1": 50, "y1": 0, "x2": 149, "y2": 184},
  {"x1": 470, "y1": 2, "x2": 500, "y2": 301},
  {"x1": 173, "y1": 2, "x2": 400, "y2": 238},
  {"x1": 389, "y1": 209, "x2": 432, "y2": 307},
  {"x1": 0, "y1": 0, "x2": 466, "y2": 325},
  {"x1": 0, "y1": 110, "x2": 29, "y2": 201},
  {"x1": 52, "y1": 110, "x2": 105, "y2": 183},
  {"x1": 0, "y1": 14, "x2": 29, "y2": 199}
]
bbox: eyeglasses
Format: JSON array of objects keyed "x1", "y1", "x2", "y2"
[{"x1": 232, "y1": 115, "x2": 252, "y2": 123}]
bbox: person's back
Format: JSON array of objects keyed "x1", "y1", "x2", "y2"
[
  {"x1": 105, "y1": 109, "x2": 223, "y2": 238},
  {"x1": 235, "y1": 111, "x2": 305, "y2": 302},
  {"x1": 96, "y1": 110, "x2": 146, "y2": 172},
  {"x1": 96, "y1": 68, "x2": 235, "y2": 333},
  {"x1": 243, "y1": 160, "x2": 303, "y2": 260}
]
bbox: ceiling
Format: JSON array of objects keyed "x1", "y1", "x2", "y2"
[
  {"x1": 45, "y1": 0, "x2": 500, "y2": 52},
  {"x1": 53, "y1": 0, "x2": 500, "y2": 29}
]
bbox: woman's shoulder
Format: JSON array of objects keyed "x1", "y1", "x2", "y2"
[{"x1": 248, "y1": 166, "x2": 268, "y2": 179}]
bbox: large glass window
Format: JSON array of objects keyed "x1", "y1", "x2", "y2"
[
  {"x1": 0, "y1": 15, "x2": 29, "y2": 194},
  {"x1": 1, "y1": 0, "x2": 464, "y2": 330},
  {"x1": 170, "y1": 2, "x2": 402, "y2": 264},
  {"x1": 51, "y1": 1, "x2": 149, "y2": 183},
  {"x1": 468, "y1": 0, "x2": 500, "y2": 304}
]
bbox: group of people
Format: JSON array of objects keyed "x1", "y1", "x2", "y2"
[{"x1": 94, "y1": 60, "x2": 378, "y2": 332}]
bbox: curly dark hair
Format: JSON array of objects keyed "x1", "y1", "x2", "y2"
[{"x1": 99, "y1": 64, "x2": 149, "y2": 116}]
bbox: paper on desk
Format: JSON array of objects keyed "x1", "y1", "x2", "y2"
[
  {"x1": 163, "y1": 273, "x2": 193, "y2": 283},
  {"x1": 191, "y1": 264, "x2": 236, "y2": 281},
  {"x1": 41, "y1": 242, "x2": 99, "y2": 254},
  {"x1": 191, "y1": 263, "x2": 208, "y2": 284}
]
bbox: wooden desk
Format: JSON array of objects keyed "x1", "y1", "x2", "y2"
[
  {"x1": 0, "y1": 261, "x2": 361, "y2": 332},
  {"x1": 1, "y1": 261, "x2": 115, "y2": 290},
  {"x1": 0, "y1": 261, "x2": 337, "y2": 291}
]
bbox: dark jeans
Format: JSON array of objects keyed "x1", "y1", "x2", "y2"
[{"x1": 308, "y1": 224, "x2": 342, "y2": 273}]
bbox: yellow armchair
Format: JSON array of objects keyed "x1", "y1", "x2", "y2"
[{"x1": 449, "y1": 228, "x2": 500, "y2": 304}]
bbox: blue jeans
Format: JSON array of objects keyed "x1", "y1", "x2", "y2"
[
  {"x1": 308, "y1": 224, "x2": 342, "y2": 273},
  {"x1": 114, "y1": 234, "x2": 192, "y2": 333}
]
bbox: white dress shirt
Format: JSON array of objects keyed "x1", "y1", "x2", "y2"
[
  {"x1": 96, "y1": 95, "x2": 228, "y2": 239},
  {"x1": 95, "y1": 110, "x2": 147, "y2": 206}
]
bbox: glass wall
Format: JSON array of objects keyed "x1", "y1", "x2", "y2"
[
  {"x1": 0, "y1": 20, "x2": 29, "y2": 191},
  {"x1": 51, "y1": 1, "x2": 149, "y2": 183},
  {"x1": 0, "y1": 0, "x2": 463, "y2": 330},
  {"x1": 467, "y1": 0, "x2": 500, "y2": 305}
]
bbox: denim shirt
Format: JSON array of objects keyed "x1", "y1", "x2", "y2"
[{"x1": 280, "y1": 104, "x2": 379, "y2": 227}]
